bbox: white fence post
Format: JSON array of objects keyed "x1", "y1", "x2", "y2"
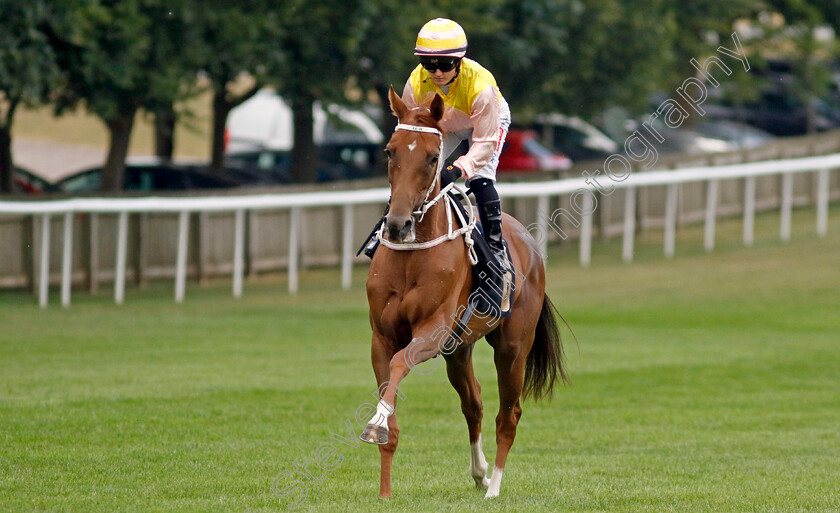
[
  {"x1": 622, "y1": 186, "x2": 636, "y2": 263},
  {"x1": 88, "y1": 213, "x2": 99, "y2": 294},
  {"x1": 537, "y1": 195, "x2": 549, "y2": 261},
  {"x1": 664, "y1": 183, "x2": 678, "y2": 258},
  {"x1": 743, "y1": 176, "x2": 756, "y2": 246},
  {"x1": 780, "y1": 172, "x2": 793, "y2": 242},
  {"x1": 114, "y1": 212, "x2": 128, "y2": 306},
  {"x1": 704, "y1": 179, "x2": 719, "y2": 252},
  {"x1": 579, "y1": 192, "x2": 593, "y2": 267},
  {"x1": 233, "y1": 209, "x2": 245, "y2": 298},
  {"x1": 61, "y1": 212, "x2": 74, "y2": 308},
  {"x1": 38, "y1": 214, "x2": 51, "y2": 309},
  {"x1": 289, "y1": 207, "x2": 301, "y2": 294},
  {"x1": 816, "y1": 169, "x2": 829, "y2": 237},
  {"x1": 175, "y1": 211, "x2": 189, "y2": 303},
  {"x1": 341, "y1": 204, "x2": 354, "y2": 291}
]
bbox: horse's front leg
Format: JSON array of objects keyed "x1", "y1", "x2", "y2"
[
  {"x1": 365, "y1": 332, "x2": 400, "y2": 498},
  {"x1": 362, "y1": 317, "x2": 447, "y2": 446}
]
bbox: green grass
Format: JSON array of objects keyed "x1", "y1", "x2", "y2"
[{"x1": 2, "y1": 207, "x2": 839, "y2": 513}]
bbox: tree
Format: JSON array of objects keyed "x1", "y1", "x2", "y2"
[
  {"x1": 46, "y1": 0, "x2": 193, "y2": 191},
  {"x1": 144, "y1": 1, "x2": 205, "y2": 162},
  {"x1": 762, "y1": 0, "x2": 837, "y2": 133},
  {"x1": 188, "y1": 1, "x2": 284, "y2": 174},
  {"x1": 0, "y1": 1, "x2": 60, "y2": 194},
  {"x1": 467, "y1": 0, "x2": 676, "y2": 119},
  {"x1": 271, "y1": 0, "x2": 371, "y2": 182}
]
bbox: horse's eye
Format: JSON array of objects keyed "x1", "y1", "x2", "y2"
[
  {"x1": 384, "y1": 148, "x2": 392, "y2": 159},
  {"x1": 429, "y1": 154, "x2": 439, "y2": 166}
]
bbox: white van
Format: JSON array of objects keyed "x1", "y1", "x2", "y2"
[{"x1": 225, "y1": 88, "x2": 384, "y2": 153}]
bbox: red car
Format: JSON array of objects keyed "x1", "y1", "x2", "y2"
[{"x1": 498, "y1": 129, "x2": 571, "y2": 173}]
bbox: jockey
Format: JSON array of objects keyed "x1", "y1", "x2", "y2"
[{"x1": 363, "y1": 18, "x2": 513, "y2": 312}]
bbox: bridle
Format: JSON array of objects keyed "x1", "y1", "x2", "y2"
[
  {"x1": 378, "y1": 122, "x2": 478, "y2": 264},
  {"x1": 393, "y1": 123, "x2": 446, "y2": 220}
]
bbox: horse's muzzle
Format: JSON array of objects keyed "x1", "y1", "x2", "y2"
[{"x1": 386, "y1": 215, "x2": 415, "y2": 243}]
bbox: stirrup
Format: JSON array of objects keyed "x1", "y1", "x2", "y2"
[{"x1": 494, "y1": 248, "x2": 513, "y2": 313}]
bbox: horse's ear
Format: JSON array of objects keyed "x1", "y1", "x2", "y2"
[
  {"x1": 388, "y1": 85, "x2": 408, "y2": 120},
  {"x1": 430, "y1": 94, "x2": 444, "y2": 122}
]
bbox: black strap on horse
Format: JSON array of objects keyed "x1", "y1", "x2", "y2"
[{"x1": 356, "y1": 203, "x2": 390, "y2": 257}]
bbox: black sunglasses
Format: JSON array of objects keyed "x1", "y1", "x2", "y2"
[{"x1": 419, "y1": 57, "x2": 459, "y2": 73}]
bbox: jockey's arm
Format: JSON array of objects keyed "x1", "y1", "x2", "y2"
[{"x1": 452, "y1": 87, "x2": 500, "y2": 178}]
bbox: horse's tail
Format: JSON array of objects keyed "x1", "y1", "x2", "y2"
[{"x1": 523, "y1": 294, "x2": 570, "y2": 400}]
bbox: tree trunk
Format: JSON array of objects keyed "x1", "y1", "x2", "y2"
[
  {"x1": 290, "y1": 92, "x2": 317, "y2": 183},
  {"x1": 0, "y1": 100, "x2": 18, "y2": 194},
  {"x1": 210, "y1": 89, "x2": 232, "y2": 174},
  {"x1": 154, "y1": 104, "x2": 176, "y2": 162},
  {"x1": 101, "y1": 106, "x2": 137, "y2": 192},
  {"x1": 210, "y1": 84, "x2": 263, "y2": 174},
  {"x1": 0, "y1": 126, "x2": 13, "y2": 194}
]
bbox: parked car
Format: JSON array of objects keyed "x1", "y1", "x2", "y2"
[
  {"x1": 55, "y1": 157, "x2": 263, "y2": 193},
  {"x1": 225, "y1": 141, "x2": 382, "y2": 183},
  {"x1": 704, "y1": 86, "x2": 840, "y2": 136},
  {"x1": 690, "y1": 120, "x2": 774, "y2": 150},
  {"x1": 497, "y1": 129, "x2": 571, "y2": 173},
  {"x1": 12, "y1": 167, "x2": 57, "y2": 195},
  {"x1": 621, "y1": 117, "x2": 774, "y2": 155},
  {"x1": 530, "y1": 114, "x2": 620, "y2": 161}
]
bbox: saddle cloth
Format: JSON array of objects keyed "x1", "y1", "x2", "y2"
[{"x1": 448, "y1": 190, "x2": 515, "y2": 319}]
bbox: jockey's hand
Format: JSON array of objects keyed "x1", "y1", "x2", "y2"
[{"x1": 441, "y1": 164, "x2": 462, "y2": 188}]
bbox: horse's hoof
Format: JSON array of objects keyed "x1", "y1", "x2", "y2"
[
  {"x1": 484, "y1": 490, "x2": 499, "y2": 499},
  {"x1": 360, "y1": 424, "x2": 389, "y2": 445},
  {"x1": 473, "y1": 475, "x2": 490, "y2": 490}
]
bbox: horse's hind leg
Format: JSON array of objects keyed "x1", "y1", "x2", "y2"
[
  {"x1": 444, "y1": 344, "x2": 489, "y2": 489},
  {"x1": 486, "y1": 326, "x2": 533, "y2": 498}
]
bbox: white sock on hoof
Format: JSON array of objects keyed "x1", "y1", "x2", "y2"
[
  {"x1": 484, "y1": 466, "x2": 503, "y2": 498},
  {"x1": 368, "y1": 400, "x2": 394, "y2": 429},
  {"x1": 469, "y1": 435, "x2": 490, "y2": 488}
]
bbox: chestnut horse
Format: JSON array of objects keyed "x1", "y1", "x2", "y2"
[{"x1": 361, "y1": 86, "x2": 567, "y2": 499}]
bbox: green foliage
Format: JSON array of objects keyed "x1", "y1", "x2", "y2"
[
  {"x1": 0, "y1": 1, "x2": 60, "y2": 118},
  {"x1": 48, "y1": 0, "x2": 194, "y2": 120},
  {"x1": 190, "y1": 0, "x2": 284, "y2": 92},
  {"x1": 0, "y1": 1, "x2": 62, "y2": 192},
  {"x1": 271, "y1": 0, "x2": 372, "y2": 101}
]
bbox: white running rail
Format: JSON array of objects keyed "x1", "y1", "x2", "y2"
[{"x1": 2, "y1": 153, "x2": 838, "y2": 308}]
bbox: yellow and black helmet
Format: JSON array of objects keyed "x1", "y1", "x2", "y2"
[{"x1": 414, "y1": 18, "x2": 468, "y2": 58}]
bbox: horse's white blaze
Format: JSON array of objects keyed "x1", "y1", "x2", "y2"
[
  {"x1": 484, "y1": 466, "x2": 503, "y2": 498},
  {"x1": 407, "y1": 141, "x2": 417, "y2": 152},
  {"x1": 469, "y1": 435, "x2": 490, "y2": 489}
]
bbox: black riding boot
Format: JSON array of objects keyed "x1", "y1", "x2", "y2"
[
  {"x1": 363, "y1": 234, "x2": 380, "y2": 259},
  {"x1": 471, "y1": 179, "x2": 513, "y2": 313}
]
